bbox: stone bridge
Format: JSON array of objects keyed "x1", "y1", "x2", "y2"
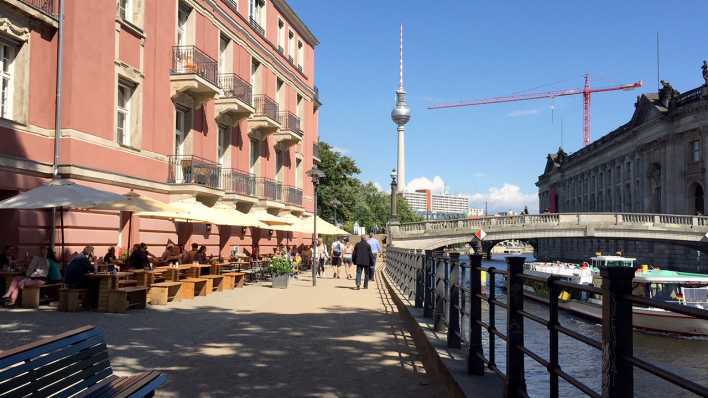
[{"x1": 389, "y1": 213, "x2": 708, "y2": 252}]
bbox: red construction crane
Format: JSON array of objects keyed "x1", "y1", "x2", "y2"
[{"x1": 429, "y1": 74, "x2": 643, "y2": 146}]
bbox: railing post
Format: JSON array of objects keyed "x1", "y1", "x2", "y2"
[
  {"x1": 447, "y1": 253, "x2": 461, "y2": 348},
  {"x1": 505, "y1": 256, "x2": 527, "y2": 398},
  {"x1": 423, "y1": 250, "x2": 434, "y2": 317},
  {"x1": 547, "y1": 276, "x2": 560, "y2": 398},
  {"x1": 600, "y1": 266, "x2": 635, "y2": 398},
  {"x1": 415, "y1": 252, "x2": 424, "y2": 308},
  {"x1": 468, "y1": 254, "x2": 484, "y2": 375}
]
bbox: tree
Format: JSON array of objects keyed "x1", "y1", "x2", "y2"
[{"x1": 315, "y1": 142, "x2": 421, "y2": 232}]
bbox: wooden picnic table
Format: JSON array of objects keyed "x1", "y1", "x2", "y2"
[
  {"x1": 87, "y1": 271, "x2": 134, "y2": 311},
  {"x1": 188, "y1": 264, "x2": 212, "y2": 278},
  {"x1": 160, "y1": 264, "x2": 192, "y2": 282}
]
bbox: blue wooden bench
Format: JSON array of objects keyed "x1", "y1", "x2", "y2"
[{"x1": 0, "y1": 325, "x2": 166, "y2": 397}]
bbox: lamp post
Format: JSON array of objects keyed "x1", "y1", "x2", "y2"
[
  {"x1": 390, "y1": 169, "x2": 399, "y2": 223},
  {"x1": 331, "y1": 198, "x2": 341, "y2": 226},
  {"x1": 307, "y1": 165, "x2": 325, "y2": 287}
]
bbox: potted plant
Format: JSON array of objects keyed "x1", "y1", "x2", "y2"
[{"x1": 268, "y1": 256, "x2": 292, "y2": 289}]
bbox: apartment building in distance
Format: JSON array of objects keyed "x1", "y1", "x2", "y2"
[
  {"x1": 402, "y1": 189, "x2": 470, "y2": 219},
  {"x1": 0, "y1": 0, "x2": 321, "y2": 257}
]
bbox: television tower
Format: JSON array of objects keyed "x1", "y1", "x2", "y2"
[{"x1": 390, "y1": 24, "x2": 410, "y2": 193}]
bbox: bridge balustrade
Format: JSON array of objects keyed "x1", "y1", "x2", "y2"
[{"x1": 384, "y1": 248, "x2": 708, "y2": 398}]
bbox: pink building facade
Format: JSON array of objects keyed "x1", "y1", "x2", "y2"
[{"x1": 0, "y1": 0, "x2": 321, "y2": 258}]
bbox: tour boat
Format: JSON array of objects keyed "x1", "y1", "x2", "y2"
[{"x1": 522, "y1": 256, "x2": 708, "y2": 336}]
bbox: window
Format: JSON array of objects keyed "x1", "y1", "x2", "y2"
[
  {"x1": 116, "y1": 82, "x2": 133, "y2": 146},
  {"x1": 250, "y1": 0, "x2": 266, "y2": 26},
  {"x1": 0, "y1": 42, "x2": 16, "y2": 120},
  {"x1": 296, "y1": 94, "x2": 303, "y2": 120},
  {"x1": 276, "y1": 78, "x2": 284, "y2": 108},
  {"x1": 297, "y1": 40, "x2": 303, "y2": 70},
  {"x1": 177, "y1": 3, "x2": 190, "y2": 46},
  {"x1": 691, "y1": 140, "x2": 701, "y2": 162},
  {"x1": 288, "y1": 31, "x2": 294, "y2": 61},
  {"x1": 277, "y1": 19, "x2": 285, "y2": 53},
  {"x1": 175, "y1": 108, "x2": 187, "y2": 156},
  {"x1": 119, "y1": 0, "x2": 133, "y2": 22},
  {"x1": 249, "y1": 138, "x2": 259, "y2": 175},
  {"x1": 219, "y1": 35, "x2": 230, "y2": 74},
  {"x1": 218, "y1": 125, "x2": 230, "y2": 167},
  {"x1": 295, "y1": 158, "x2": 302, "y2": 188},
  {"x1": 251, "y1": 59, "x2": 261, "y2": 96},
  {"x1": 275, "y1": 149, "x2": 284, "y2": 183}
]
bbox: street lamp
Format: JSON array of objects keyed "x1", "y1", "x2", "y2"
[
  {"x1": 331, "y1": 198, "x2": 341, "y2": 226},
  {"x1": 390, "y1": 169, "x2": 399, "y2": 223},
  {"x1": 306, "y1": 165, "x2": 325, "y2": 287}
]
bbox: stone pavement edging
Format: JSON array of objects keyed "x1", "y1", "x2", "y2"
[{"x1": 382, "y1": 268, "x2": 504, "y2": 397}]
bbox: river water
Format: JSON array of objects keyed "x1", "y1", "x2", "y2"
[{"x1": 461, "y1": 254, "x2": 708, "y2": 398}]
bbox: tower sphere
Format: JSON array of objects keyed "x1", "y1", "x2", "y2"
[{"x1": 391, "y1": 91, "x2": 411, "y2": 126}]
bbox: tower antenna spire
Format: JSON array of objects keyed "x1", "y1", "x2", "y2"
[{"x1": 399, "y1": 24, "x2": 404, "y2": 91}]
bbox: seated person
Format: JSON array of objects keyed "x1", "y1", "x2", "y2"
[
  {"x1": 103, "y1": 246, "x2": 117, "y2": 264},
  {"x1": 47, "y1": 249, "x2": 62, "y2": 283},
  {"x1": 160, "y1": 240, "x2": 181, "y2": 264},
  {"x1": 64, "y1": 246, "x2": 95, "y2": 289},
  {"x1": 0, "y1": 244, "x2": 17, "y2": 270},
  {"x1": 181, "y1": 243, "x2": 199, "y2": 264},
  {"x1": 2, "y1": 246, "x2": 50, "y2": 306},
  {"x1": 194, "y1": 245, "x2": 208, "y2": 264},
  {"x1": 128, "y1": 244, "x2": 150, "y2": 270}
]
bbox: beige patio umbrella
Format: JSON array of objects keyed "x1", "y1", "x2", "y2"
[
  {"x1": 211, "y1": 203, "x2": 268, "y2": 228},
  {"x1": 137, "y1": 198, "x2": 221, "y2": 224},
  {"x1": 89, "y1": 191, "x2": 177, "y2": 213},
  {"x1": 248, "y1": 208, "x2": 294, "y2": 226},
  {"x1": 0, "y1": 179, "x2": 128, "y2": 262},
  {"x1": 295, "y1": 216, "x2": 349, "y2": 236}
]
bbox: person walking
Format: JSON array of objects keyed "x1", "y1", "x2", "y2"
[
  {"x1": 367, "y1": 233, "x2": 381, "y2": 282},
  {"x1": 343, "y1": 239, "x2": 354, "y2": 279},
  {"x1": 316, "y1": 239, "x2": 328, "y2": 278},
  {"x1": 331, "y1": 237, "x2": 344, "y2": 279},
  {"x1": 352, "y1": 235, "x2": 374, "y2": 290}
]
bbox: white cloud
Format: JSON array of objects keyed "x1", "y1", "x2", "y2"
[
  {"x1": 406, "y1": 176, "x2": 446, "y2": 194},
  {"x1": 507, "y1": 109, "x2": 540, "y2": 118},
  {"x1": 473, "y1": 172, "x2": 487, "y2": 178},
  {"x1": 469, "y1": 184, "x2": 538, "y2": 213},
  {"x1": 372, "y1": 182, "x2": 385, "y2": 192},
  {"x1": 332, "y1": 146, "x2": 349, "y2": 154}
]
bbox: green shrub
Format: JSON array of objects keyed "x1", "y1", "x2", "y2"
[{"x1": 268, "y1": 256, "x2": 293, "y2": 276}]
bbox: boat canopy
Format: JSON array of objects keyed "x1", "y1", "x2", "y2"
[
  {"x1": 633, "y1": 269, "x2": 708, "y2": 284},
  {"x1": 590, "y1": 256, "x2": 636, "y2": 268}
]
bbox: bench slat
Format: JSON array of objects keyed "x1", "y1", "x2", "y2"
[
  {"x1": 0, "y1": 326, "x2": 97, "y2": 365},
  {"x1": 35, "y1": 345, "x2": 109, "y2": 387},
  {"x1": 53, "y1": 367, "x2": 113, "y2": 398},
  {"x1": 36, "y1": 358, "x2": 111, "y2": 397}
]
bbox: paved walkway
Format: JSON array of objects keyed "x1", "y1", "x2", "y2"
[{"x1": 0, "y1": 269, "x2": 446, "y2": 397}]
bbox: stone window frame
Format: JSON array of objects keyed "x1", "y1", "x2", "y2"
[
  {"x1": 0, "y1": 15, "x2": 30, "y2": 126},
  {"x1": 114, "y1": 66, "x2": 144, "y2": 150},
  {"x1": 117, "y1": 0, "x2": 145, "y2": 33},
  {"x1": 176, "y1": 1, "x2": 195, "y2": 46},
  {"x1": 690, "y1": 139, "x2": 701, "y2": 162},
  {"x1": 217, "y1": 123, "x2": 231, "y2": 167}
]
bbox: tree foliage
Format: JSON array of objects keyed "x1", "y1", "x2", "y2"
[{"x1": 315, "y1": 141, "x2": 421, "y2": 232}]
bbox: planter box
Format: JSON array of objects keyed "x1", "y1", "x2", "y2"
[{"x1": 272, "y1": 274, "x2": 289, "y2": 289}]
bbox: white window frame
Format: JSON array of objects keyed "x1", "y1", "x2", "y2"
[
  {"x1": 116, "y1": 81, "x2": 133, "y2": 147},
  {"x1": 691, "y1": 140, "x2": 701, "y2": 162},
  {"x1": 276, "y1": 78, "x2": 284, "y2": 108},
  {"x1": 249, "y1": 137, "x2": 259, "y2": 175},
  {"x1": 277, "y1": 19, "x2": 285, "y2": 51},
  {"x1": 296, "y1": 94, "x2": 303, "y2": 120},
  {"x1": 218, "y1": 124, "x2": 230, "y2": 167},
  {"x1": 297, "y1": 40, "x2": 303, "y2": 69},
  {"x1": 288, "y1": 31, "x2": 294, "y2": 60},
  {"x1": 275, "y1": 149, "x2": 284, "y2": 183},
  {"x1": 219, "y1": 35, "x2": 230, "y2": 75},
  {"x1": 295, "y1": 157, "x2": 302, "y2": 189},
  {"x1": 177, "y1": 3, "x2": 190, "y2": 46},
  {"x1": 0, "y1": 41, "x2": 15, "y2": 120},
  {"x1": 175, "y1": 107, "x2": 187, "y2": 156}
]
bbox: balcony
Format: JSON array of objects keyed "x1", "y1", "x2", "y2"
[
  {"x1": 249, "y1": 17, "x2": 265, "y2": 37},
  {"x1": 283, "y1": 186, "x2": 303, "y2": 206},
  {"x1": 168, "y1": 155, "x2": 221, "y2": 191},
  {"x1": 273, "y1": 112, "x2": 303, "y2": 148},
  {"x1": 170, "y1": 46, "x2": 220, "y2": 105},
  {"x1": 215, "y1": 73, "x2": 254, "y2": 125},
  {"x1": 255, "y1": 177, "x2": 283, "y2": 202},
  {"x1": 221, "y1": 169, "x2": 257, "y2": 197},
  {"x1": 7, "y1": 0, "x2": 57, "y2": 26},
  {"x1": 313, "y1": 142, "x2": 321, "y2": 163},
  {"x1": 248, "y1": 94, "x2": 280, "y2": 140}
]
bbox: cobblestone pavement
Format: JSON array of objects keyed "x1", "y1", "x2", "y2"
[{"x1": 0, "y1": 268, "x2": 447, "y2": 397}]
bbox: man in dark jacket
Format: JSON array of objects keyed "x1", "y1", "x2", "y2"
[
  {"x1": 64, "y1": 246, "x2": 95, "y2": 289},
  {"x1": 352, "y1": 235, "x2": 374, "y2": 290}
]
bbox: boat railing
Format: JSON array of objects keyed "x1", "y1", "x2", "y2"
[{"x1": 385, "y1": 248, "x2": 708, "y2": 398}]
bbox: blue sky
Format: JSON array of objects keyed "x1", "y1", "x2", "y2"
[{"x1": 290, "y1": 1, "x2": 708, "y2": 212}]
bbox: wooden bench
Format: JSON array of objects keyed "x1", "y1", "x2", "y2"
[
  {"x1": 222, "y1": 272, "x2": 246, "y2": 289},
  {"x1": 20, "y1": 283, "x2": 62, "y2": 308},
  {"x1": 201, "y1": 275, "x2": 224, "y2": 292},
  {"x1": 179, "y1": 278, "x2": 207, "y2": 299},
  {"x1": 58, "y1": 288, "x2": 90, "y2": 312},
  {"x1": 117, "y1": 279, "x2": 138, "y2": 288},
  {"x1": 0, "y1": 325, "x2": 166, "y2": 397},
  {"x1": 108, "y1": 287, "x2": 148, "y2": 313},
  {"x1": 148, "y1": 282, "x2": 182, "y2": 305}
]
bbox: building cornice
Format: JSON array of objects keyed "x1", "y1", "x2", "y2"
[{"x1": 271, "y1": 0, "x2": 319, "y2": 47}]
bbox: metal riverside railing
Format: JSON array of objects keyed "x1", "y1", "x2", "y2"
[
  {"x1": 384, "y1": 248, "x2": 708, "y2": 398},
  {"x1": 218, "y1": 73, "x2": 252, "y2": 106},
  {"x1": 170, "y1": 46, "x2": 219, "y2": 87}
]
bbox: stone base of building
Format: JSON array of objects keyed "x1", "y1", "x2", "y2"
[{"x1": 536, "y1": 239, "x2": 708, "y2": 274}]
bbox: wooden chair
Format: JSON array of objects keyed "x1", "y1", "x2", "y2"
[
  {"x1": 201, "y1": 275, "x2": 224, "y2": 292},
  {"x1": 20, "y1": 283, "x2": 62, "y2": 308},
  {"x1": 148, "y1": 282, "x2": 182, "y2": 305},
  {"x1": 108, "y1": 287, "x2": 148, "y2": 313},
  {"x1": 58, "y1": 288, "x2": 89, "y2": 312},
  {"x1": 179, "y1": 278, "x2": 208, "y2": 299},
  {"x1": 0, "y1": 326, "x2": 166, "y2": 397}
]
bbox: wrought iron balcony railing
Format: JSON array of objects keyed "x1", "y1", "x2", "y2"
[
  {"x1": 218, "y1": 73, "x2": 252, "y2": 106},
  {"x1": 20, "y1": 0, "x2": 56, "y2": 17},
  {"x1": 278, "y1": 112, "x2": 303, "y2": 136},
  {"x1": 283, "y1": 186, "x2": 303, "y2": 206},
  {"x1": 252, "y1": 94, "x2": 279, "y2": 122},
  {"x1": 220, "y1": 169, "x2": 257, "y2": 196},
  {"x1": 171, "y1": 46, "x2": 219, "y2": 87},
  {"x1": 254, "y1": 177, "x2": 283, "y2": 202},
  {"x1": 168, "y1": 155, "x2": 221, "y2": 189},
  {"x1": 249, "y1": 17, "x2": 265, "y2": 36}
]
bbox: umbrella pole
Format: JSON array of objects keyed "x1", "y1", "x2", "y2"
[
  {"x1": 60, "y1": 206, "x2": 65, "y2": 266},
  {"x1": 127, "y1": 212, "x2": 133, "y2": 251}
]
